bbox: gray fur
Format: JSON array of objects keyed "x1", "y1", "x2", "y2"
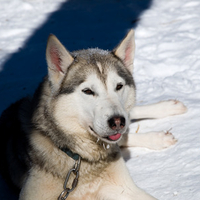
[
  {"x1": 59, "y1": 49, "x2": 135, "y2": 95},
  {"x1": 0, "y1": 30, "x2": 154, "y2": 200},
  {"x1": 0, "y1": 29, "x2": 185, "y2": 200}
]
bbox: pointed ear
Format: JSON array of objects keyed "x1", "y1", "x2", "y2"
[
  {"x1": 46, "y1": 34, "x2": 74, "y2": 93},
  {"x1": 113, "y1": 29, "x2": 135, "y2": 73}
]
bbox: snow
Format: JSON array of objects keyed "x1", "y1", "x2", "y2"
[{"x1": 0, "y1": 0, "x2": 200, "y2": 199}]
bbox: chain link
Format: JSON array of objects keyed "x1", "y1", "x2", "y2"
[{"x1": 58, "y1": 156, "x2": 81, "y2": 200}]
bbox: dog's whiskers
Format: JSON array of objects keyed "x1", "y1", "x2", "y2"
[
  {"x1": 103, "y1": 143, "x2": 110, "y2": 150},
  {"x1": 96, "y1": 137, "x2": 100, "y2": 143},
  {"x1": 103, "y1": 143, "x2": 106, "y2": 150}
]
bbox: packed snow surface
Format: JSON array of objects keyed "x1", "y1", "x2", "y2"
[{"x1": 0, "y1": 0, "x2": 200, "y2": 199}]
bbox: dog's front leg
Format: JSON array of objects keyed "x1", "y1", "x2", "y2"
[
  {"x1": 119, "y1": 131, "x2": 177, "y2": 150},
  {"x1": 98, "y1": 157, "x2": 157, "y2": 200},
  {"x1": 122, "y1": 100, "x2": 187, "y2": 149},
  {"x1": 130, "y1": 100, "x2": 187, "y2": 119},
  {"x1": 19, "y1": 167, "x2": 63, "y2": 200}
]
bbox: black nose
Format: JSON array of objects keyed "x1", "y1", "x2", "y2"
[{"x1": 108, "y1": 116, "x2": 126, "y2": 131}]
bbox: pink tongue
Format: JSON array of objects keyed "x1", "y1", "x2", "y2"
[{"x1": 108, "y1": 133, "x2": 121, "y2": 141}]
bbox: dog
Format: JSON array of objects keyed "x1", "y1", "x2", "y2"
[{"x1": 0, "y1": 29, "x2": 187, "y2": 200}]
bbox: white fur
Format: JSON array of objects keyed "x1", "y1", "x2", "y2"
[
  {"x1": 54, "y1": 72, "x2": 135, "y2": 144},
  {"x1": 118, "y1": 100, "x2": 187, "y2": 149},
  {"x1": 18, "y1": 30, "x2": 187, "y2": 200},
  {"x1": 19, "y1": 158, "x2": 156, "y2": 200},
  {"x1": 130, "y1": 100, "x2": 187, "y2": 119},
  {"x1": 119, "y1": 131, "x2": 177, "y2": 150}
]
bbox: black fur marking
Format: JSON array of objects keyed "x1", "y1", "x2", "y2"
[
  {"x1": 0, "y1": 99, "x2": 31, "y2": 193},
  {"x1": 59, "y1": 78, "x2": 85, "y2": 95},
  {"x1": 116, "y1": 64, "x2": 135, "y2": 87},
  {"x1": 111, "y1": 51, "x2": 136, "y2": 88}
]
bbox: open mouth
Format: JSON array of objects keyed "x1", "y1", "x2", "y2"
[{"x1": 89, "y1": 126, "x2": 122, "y2": 143}]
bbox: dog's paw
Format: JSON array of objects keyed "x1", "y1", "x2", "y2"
[
  {"x1": 164, "y1": 100, "x2": 187, "y2": 114},
  {"x1": 155, "y1": 100, "x2": 187, "y2": 118},
  {"x1": 144, "y1": 131, "x2": 177, "y2": 150}
]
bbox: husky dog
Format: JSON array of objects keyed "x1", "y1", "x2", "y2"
[{"x1": 0, "y1": 30, "x2": 187, "y2": 200}]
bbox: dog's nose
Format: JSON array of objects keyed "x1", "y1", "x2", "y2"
[{"x1": 108, "y1": 116, "x2": 125, "y2": 130}]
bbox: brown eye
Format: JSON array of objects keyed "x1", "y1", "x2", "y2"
[
  {"x1": 116, "y1": 83, "x2": 123, "y2": 91},
  {"x1": 82, "y1": 89, "x2": 95, "y2": 95}
]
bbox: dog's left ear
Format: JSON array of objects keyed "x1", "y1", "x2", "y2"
[
  {"x1": 46, "y1": 34, "x2": 74, "y2": 93},
  {"x1": 113, "y1": 29, "x2": 135, "y2": 73}
]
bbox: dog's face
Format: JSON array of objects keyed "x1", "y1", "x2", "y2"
[{"x1": 46, "y1": 30, "x2": 135, "y2": 144}]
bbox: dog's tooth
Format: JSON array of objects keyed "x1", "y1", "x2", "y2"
[
  {"x1": 106, "y1": 144, "x2": 110, "y2": 149},
  {"x1": 96, "y1": 138, "x2": 100, "y2": 143}
]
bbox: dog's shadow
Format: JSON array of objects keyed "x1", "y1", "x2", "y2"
[
  {"x1": 121, "y1": 148, "x2": 132, "y2": 162},
  {"x1": 0, "y1": 0, "x2": 152, "y2": 114},
  {"x1": 121, "y1": 119, "x2": 151, "y2": 161},
  {"x1": 0, "y1": 0, "x2": 152, "y2": 199}
]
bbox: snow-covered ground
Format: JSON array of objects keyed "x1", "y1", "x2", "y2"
[{"x1": 0, "y1": 0, "x2": 200, "y2": 199}]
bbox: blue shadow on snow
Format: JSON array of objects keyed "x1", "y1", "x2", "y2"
[{"x1": 0, "y1": 0, "x2": 152, "y2": 199}]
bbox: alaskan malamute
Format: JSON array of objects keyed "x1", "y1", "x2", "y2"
[{"x1": 0, "y1": 29, "x2": 187, "y2": 200}]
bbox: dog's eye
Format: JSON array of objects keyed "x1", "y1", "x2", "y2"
[
  {"x1": 116, "y1": 83, "x2": 123, "y2": 91},
  {"x1": 82, "y1": 89, "x2": 95, "y2": 96}
]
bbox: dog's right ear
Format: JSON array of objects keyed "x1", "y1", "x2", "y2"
[{"x1": 46, "y1": 34, "x2": 74, "y2": 93}]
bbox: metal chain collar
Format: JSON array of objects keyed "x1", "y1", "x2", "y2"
[{"x1": 58, "y1": 156, "x2": 81, "y2": 200}]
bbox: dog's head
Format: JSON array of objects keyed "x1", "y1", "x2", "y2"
[{"x1": 46, "y1": 30, "x2": 136, "y2": 144}]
